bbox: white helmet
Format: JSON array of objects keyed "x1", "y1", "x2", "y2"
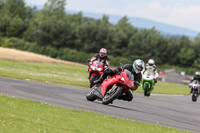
[
  {"x1": 99, "y1": 48, "x2": 107, "y2": 57},
  {"x1": 133, "y1": 59, "x2": 145, "y2": 73},
  {"x1": 195, "y1": 71, "x2": 200, "y2": 78},
  {"x1": 148, "y1": 59, "x2": 155, "y2": 66}
]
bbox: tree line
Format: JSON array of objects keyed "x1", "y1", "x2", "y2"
[{"x1": 0, "y1": 0, "x2": 200, "y2": 72}]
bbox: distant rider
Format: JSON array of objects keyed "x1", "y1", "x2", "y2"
[
  {"x1": 143, "y1": 59, "x2": 159, "y2": 84},
  {"x1": 94, "y1": 59, "x2": 145, "y2": 101},
  {"x1": 88, "y1": 48, "x2": 110, "y2": 71},
  {"x1": 189, "y1": 71, "x2": 200, "y2": 93}
]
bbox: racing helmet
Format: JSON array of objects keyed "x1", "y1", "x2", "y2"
[
  {"x1": 148, "y1": 59, "x2": 155, "y2": 66},
  {"x1": 99, "y1": 48, "x2": 107, "y2": 57},
  {"x1": 133, "y1": 59, "x2": 144, "y2": 73},
  {"x1": 195, "y1": 71, "x2": 200, "y2": 78}
]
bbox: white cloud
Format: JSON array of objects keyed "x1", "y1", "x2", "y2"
[
  {"x1": 25, "y1": 0, "x2": 200, "y2": 32},
  {"x1": 163, "y1": 6, "x2": 200, "y2": 31},
  {"x1": 108, "y1": 2, "x2": 200, "y2": 31}
]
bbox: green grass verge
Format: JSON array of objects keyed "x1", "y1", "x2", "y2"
[
  {"x1": 0, "y1": 59, "x2": 189, "y2": 95},
  {"x1": 136, "y1": 82, "x2": 189, "y2": 95},
  {"x1": 0, "y1": 59, "x2": 88, "y2": 87},
  {"x1": 0, "y1": 95, "x2": 190, "y2": 133}
]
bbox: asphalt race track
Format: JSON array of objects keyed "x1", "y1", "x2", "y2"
[{"x1": 0, "y1": 76, "x2": 199, "y2": 133}]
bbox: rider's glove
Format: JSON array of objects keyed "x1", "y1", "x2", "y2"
[
  {"x1": 131, "y1": 85, "x2": 138, "y2": 91},
  {"x1": 189, "y1": 83, "x2": 192, "y2": 88},
  {"x1": 131, "y1": 81, "x2": 140, "y2": 91},
  {"x1": 104, "y1": 65, "x2": 108, "y2": 70},
  {"x1": 113, "y1": 68, "x2": 119, "y2": 74},
  {"x1": 114, "y1": 66, "x2": 123, "y2": 73},
  {"x1": 134, "y1": 81, "x2": 140, "y2": 86}
]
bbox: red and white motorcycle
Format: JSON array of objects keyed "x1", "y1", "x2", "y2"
[
  {"x1": 88, "y1": 60, "x2": 104, "y2": 88},
  {"x1": 86, "y1": 69, "x2": 137, "y2": 105}
]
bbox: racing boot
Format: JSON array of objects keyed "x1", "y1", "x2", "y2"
[
  {"x1": 117, "y1": 91, "x2": 133, "y2": 101},
  {"x1": 94, "y1": 73, "x2": 106, "y2": 85},
  {"x1": 117, "y1": 95, "x2": 133, "y2": 101},
  {"x1": 94, "y1": 68, "x2": 113, "y2": 85},
  {"x1": 93, "y1": 77, "x2": 104, "y2": 85}
]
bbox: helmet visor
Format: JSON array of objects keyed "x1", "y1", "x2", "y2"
[
  {"x1": 136, "y1": 65, "x2": 143, "y2": 71},
  {"x1": 149, "y1": 63, "x2": 153, "y2": 66},
  {"x1": 100, "y1": 52, "x2": 106, "y2": 57}
]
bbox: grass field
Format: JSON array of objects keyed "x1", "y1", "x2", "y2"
[
  {"x1": 0, "y1": 59, "x2": 189, "y2": 95},
  {"x1": 0, "y1": 59, "x2": 88, "y2": 87},
  {"x1": 0, "y1": 47, "x2": 84, "y2": 65},
  {"x1": 0, "y1": 47, "x2": 191, "y2": 133},
  {"x1": 0, "y1": 95, "x2": 190, "y2": 133}
]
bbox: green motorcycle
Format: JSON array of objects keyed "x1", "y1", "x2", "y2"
[{"x1": 141, "y1": 71, "x2": 155, "y2": 97}]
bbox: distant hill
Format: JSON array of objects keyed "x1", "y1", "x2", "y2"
[
  {"x1": 68, "y1": 10, "x2": 199, "y2": 39},
  {"x1": 26, "y1": 3, "x2": 199, "y2": 39}
]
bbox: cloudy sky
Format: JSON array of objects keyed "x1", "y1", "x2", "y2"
[{"x1": 25, "y1": 0, "x2": 200, "y2": 32}]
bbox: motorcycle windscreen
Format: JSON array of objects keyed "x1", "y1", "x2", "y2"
[
  {"x1": 192, "y1": 80, "x2": 199, "y2": 84},
  {"x1": 94, "y1": 60, "x2": 101, "y2": 67},
  {"x1": 125, "y1": 70, "x2": 134, "y2": 81},
  {"x1": 192, "y1": 80, "x2": 200, "y2": 89},
  {"x1": 123, "y1": 70, "x2": 134, "y2": 88}
]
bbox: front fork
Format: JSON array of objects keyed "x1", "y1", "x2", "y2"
[{"x1": 142, "y1": 79, "x2": 154, "y2": 90}]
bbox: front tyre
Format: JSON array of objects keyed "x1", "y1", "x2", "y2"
[
  {"x1": 144, "y1": 83, "x2": 150, "y2": 96},
  {"x1": 102, "y1": 86, "x2": 122, "y2": 105},
  {"x1": 192, "y1": 90, "x2": 197, "y2": 102},
  {"x1": 89, "y1": 75, "x2": 98, "y2": 88},
  {"x1": 86, "y1": 88, "x2": 97, "y2": 101}
]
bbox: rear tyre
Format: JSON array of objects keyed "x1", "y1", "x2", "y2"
[
  {"x1": 102, "y1": 86, "x2": 122, "y2": 105},
  {"x1": 89, "y1": 75, "x2": 98, "y2": 88},
  {"x1": 86, "y1": 88, "x2": 97, "y2": 101}
]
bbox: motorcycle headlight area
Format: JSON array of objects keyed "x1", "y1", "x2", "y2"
[
  {"x1": 121, "y1": 76, "x2": 125, "y2": 83},
  {"x1": 91, "y1": 66, "x2": 95, "y2": 70},
  {"x1": 97, "y1": 68, "x2": 102, "y2": 71},
  {"x1": 193, "y1": 84, "x2": 199, "y2": 89}
]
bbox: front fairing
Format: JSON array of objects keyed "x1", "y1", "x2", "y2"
[
  {"x1": 141, "y1": 78, "x2": 154, "y2": 91},
  {"x1": 100, "y1": 70, "x2": 134, "y2": 96},
  {"x1": 142, "y1": 71, "x2": 154, "y2": 81},
  {"x1": 89, "y1": 61, "x2": 104, "y2": 78},
  {"x1": 191, "y1": 80, "x2": 200, "y2": 90}
]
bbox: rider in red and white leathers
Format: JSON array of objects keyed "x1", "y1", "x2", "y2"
[{"x1": 88, "y1": 48, "x2": 110, "y2": 70}]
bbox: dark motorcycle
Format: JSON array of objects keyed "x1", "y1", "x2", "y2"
[
  {"x1": 189, "y1": 80, "x2": 200, "y2": 102},
  {"x1": 86, "y1": 69, "x2": 137, "y2": 105}
]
